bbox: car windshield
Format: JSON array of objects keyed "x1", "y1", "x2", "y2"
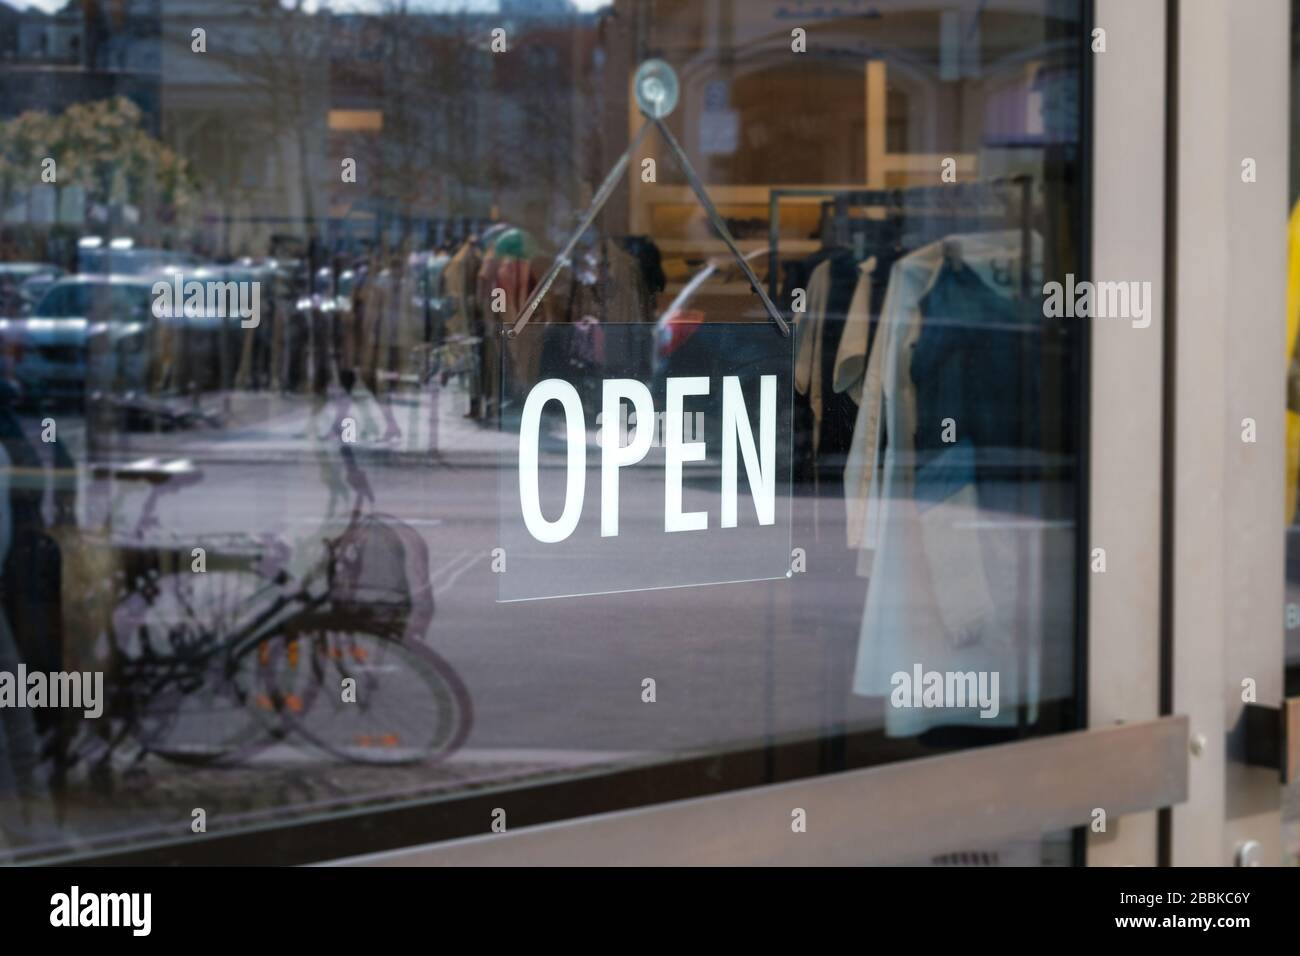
[
  {"x1": 35, "y1": 283, "x2": 92, "y2": 317},
  {"x1": 36, "y1": 283, "x2": 150, "y2": 319},
  {"x1": 110, "y1": 285, "x2": 153, "y2": 319}
]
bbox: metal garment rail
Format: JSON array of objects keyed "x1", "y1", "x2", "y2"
[{"x1": 766, "y1": 177, "x2": 1034, "y2": 302}]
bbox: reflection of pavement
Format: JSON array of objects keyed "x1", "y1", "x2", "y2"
[
  {"x1": 110, "y1": 383, "x2": 518, "y2": 467},
  {"x1": 0, "y1": 747, "x2": 639, "y2": 862}
]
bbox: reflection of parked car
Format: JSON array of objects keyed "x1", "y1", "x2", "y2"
[
  {"x1": 652, "y1": 249, "x2": 770, "y2": 362},
  {"x1": 77, "y1": 238, "x2": 206, "y2": 277},
  {"x1": 647, "y1": 250, "x2": 783, "y2": 456},
  {"x1": 651, "y1": 249, "x2": 773, "y2": 380},
  {"x1": 4, "y1": 275, "x2": 155, "y2": 406},
  {"x1": 0, "y1": 263, "x2": 65, "y2": 317},
  {"x1": 149, "y1": 264, "x2": 267, "y2": 394}
]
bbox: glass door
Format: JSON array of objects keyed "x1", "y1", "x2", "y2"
[{"x1": 0, "y1": 0, "x2": 1193, "y2": 867}]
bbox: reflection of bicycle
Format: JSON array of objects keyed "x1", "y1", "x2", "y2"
[{"x1": 75, "y1": 458, "x2": 471, "y2": 775}]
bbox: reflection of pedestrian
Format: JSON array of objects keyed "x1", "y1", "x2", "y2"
[
  {"x1": 300, "y1": 266, "x2": 338, "y2": 441},
  {"x1": 356, "y1": 253, "x2": 402, "y2": 442},
  {"x1": 0, "y1": 597, "x2": 51, "y2": 848},
  {"x1": 289, "y1": 401, "x2": 376, "y2": 585},
  {"x1": 234, "y1": 266, "x2": 277, "y2": 392},
  {"x1": 337, "y1": 258, "x2": 364, "y2": 396},
  {"x1": 0, "y1": 378, "x2": 57, "y2": 849}
]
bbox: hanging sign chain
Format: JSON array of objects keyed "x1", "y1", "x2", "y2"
[{"x1": 509, "y1": 59, "x2": 789, "y2": 338}]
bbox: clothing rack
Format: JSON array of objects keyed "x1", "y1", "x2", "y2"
[
  {"x1": 766, "y1": 176, "x2": 1034, "y2": 302},
  {"x1": 768, "y1": 176, "x2": 1039, "y2": 746}
]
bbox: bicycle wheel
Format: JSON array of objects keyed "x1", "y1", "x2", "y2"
[
  {"x1": 110, "y1": 568, "x2": 293, "y2": 766},
  {"x1": 270, "y1": 630, "x2": 471, "y2": 766}
]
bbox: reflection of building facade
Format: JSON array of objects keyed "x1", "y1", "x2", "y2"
[
  {"x1": 323, "y1": 3, "x2": 600, "y2": 253},
  {"x1": 1, "y1": 0, "x2": 608, "y2": 259},
  {"x1": 158, "y1": 0, "x2": 609, "y2": 258},
  {"x1": 158, "y1": 0, "x2": 331, "y2": 259},
  {"x1": 0, "y1": 0, "x2": 160, "y2": 128}
]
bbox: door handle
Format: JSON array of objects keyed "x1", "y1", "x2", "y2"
[{"x1": 1243, "y1": 698, "x2": 1300, "y2": 783}]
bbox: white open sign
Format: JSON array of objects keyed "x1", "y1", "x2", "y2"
[
  {"x1": 497, "y1": 323, "x2": 792, "y2": 602},
  {"x1": 518, "y1": 374, "x2": 776, "y2": 543}
]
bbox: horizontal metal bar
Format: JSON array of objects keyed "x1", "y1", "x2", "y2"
[{"x1": 327, "y1": 716, "x2": 1189, "y2": 867}]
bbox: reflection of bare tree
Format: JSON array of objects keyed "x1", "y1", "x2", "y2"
[
  {"x1": 359, "y1": 3, "x2": 480, "y2": 238},
  {"x1": 171, "y1": 0, "x2": 597, "y2": 254},
  {"x1": 336, "y1": 1, "x2": 492, "y2": 246},
  {"x1": 342, "y1": 3, "x2": 590, "y2": 244},
  {"x1": 233, "y1": 0, "x2": 331, "y2": 254}
]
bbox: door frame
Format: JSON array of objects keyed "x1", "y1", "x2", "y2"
[{"x1": 1165, "y1": 0, "x2": 1288, "y2": 867}]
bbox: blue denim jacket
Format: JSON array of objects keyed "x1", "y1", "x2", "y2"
[{"x1": 911, "y1": 260, "x2": 1042, "y2": 509}]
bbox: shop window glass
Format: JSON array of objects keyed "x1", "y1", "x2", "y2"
[{"x1": 0, "y1": 0, "x2": 1085, "y2": 864}]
